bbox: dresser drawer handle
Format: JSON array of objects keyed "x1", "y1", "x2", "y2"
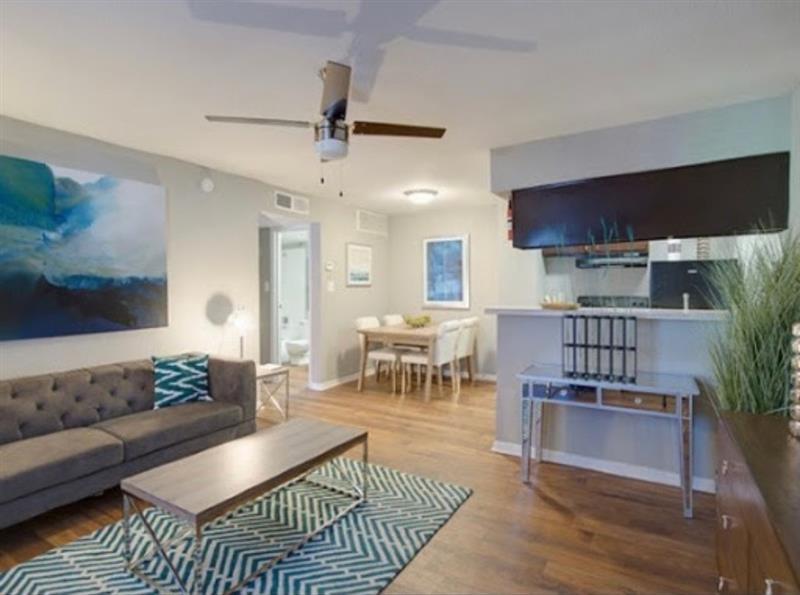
[
  {"x1": 718, "y1": 576, "x2": 737, "y2": 592},
  {"x1": 720, "y1": 514, "x2": 736, "y2": 530},
  {"x1": 720, "y1": 460, "x2": 729, "y2": 476},
  {"x1": 764, "y1": 578, "x2": 794, "y2": 595}
]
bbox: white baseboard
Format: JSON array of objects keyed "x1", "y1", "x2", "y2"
[
  {"x1": 309, "y1": 367, "x2": 494, "y2": 391},
  {"x1": 491, "y1": 440, "x2": 716, "y2": 494},
  {"x1": 440, "y1": 370, "x2": 497, "y2": 383},
  {"x1": 308, "y1": 368, "x2": 374, "y2": 392}
]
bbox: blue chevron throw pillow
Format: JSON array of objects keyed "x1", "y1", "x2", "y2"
[{"x1": 152, "y1": 353, "x2": 212, "y2": 409}]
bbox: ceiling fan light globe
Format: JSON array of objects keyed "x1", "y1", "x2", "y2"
[
  {"x1": 314, "y1": 119, "x2": 349, "y2": 161},
  {"x1": 315, "y1": 138, "x2": 349, "y2": 161}
]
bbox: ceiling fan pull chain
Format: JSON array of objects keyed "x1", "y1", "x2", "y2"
[
  {"x1": 339, "y1": 162, "x2": 344, "y2": 198},
  {"x1": 320, "y1": 160, "x2": 325, "y2": 185}
]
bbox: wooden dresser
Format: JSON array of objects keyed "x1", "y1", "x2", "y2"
[{"x1": 714, "y1": 404, "x2": 800, "y2": 594}]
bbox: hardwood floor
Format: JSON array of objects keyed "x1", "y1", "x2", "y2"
[{"x1": 0, "y1": 367, "x2": 716, "y2": 593}]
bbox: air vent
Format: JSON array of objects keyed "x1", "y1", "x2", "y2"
[
  {"x1": 356, "y1": 209, "x2": 388, "y2": 236},
  {"x1": 274, "y1": 191, "x2": 310, "y2": 215}
]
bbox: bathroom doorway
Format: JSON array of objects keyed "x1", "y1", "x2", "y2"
[
  {"x1": 258, "y1": 214, "x2": 315, "y2": 383},
  {"x1": 276, "y1": 228, "x2": 310, "y2": 366}
]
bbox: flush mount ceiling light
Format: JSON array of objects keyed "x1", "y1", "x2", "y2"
[{"x1": 404, "y1": 189, "x2": 438, "y2": 205}]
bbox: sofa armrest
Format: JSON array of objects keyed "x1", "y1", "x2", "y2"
[{"x1": 208, "y1": 358, "x2": 256, "y2": 421}]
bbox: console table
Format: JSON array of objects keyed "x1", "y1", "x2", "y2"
[{"x1": 517, "y1": 363, "x2": 699, "y2": 518}]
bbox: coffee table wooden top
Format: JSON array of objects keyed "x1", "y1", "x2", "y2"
[{"x1": 121, "y1": 418, "x2": 367, "y2": 525}]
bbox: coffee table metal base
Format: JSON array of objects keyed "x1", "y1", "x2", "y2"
[{"x1": 122, "y1": 444, "x2": 369, "y2": 595}]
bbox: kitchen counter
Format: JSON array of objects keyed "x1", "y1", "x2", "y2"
[{"x1": 485, "y1": 305, "x2": 727, "y2": 322}]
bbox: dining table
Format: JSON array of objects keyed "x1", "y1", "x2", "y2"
[{"x1": 356, "y1": 324, "x2": 439, "y2": 401}]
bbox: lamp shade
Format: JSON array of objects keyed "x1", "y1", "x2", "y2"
[{"x1": 227, "y1": 307, "x2": 251, "y2": 334}]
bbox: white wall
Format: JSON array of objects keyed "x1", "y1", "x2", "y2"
[
  {"x1": 0, "y1": 117, "x2": 388, "y2": 386},
  {"x1": 388, "y1": 205, "x2": 499, "y2": 376},
  {"x1": 311, "y1": 197, "x2": 390, "y2": 386}
]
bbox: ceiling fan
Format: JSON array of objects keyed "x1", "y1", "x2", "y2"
[{"x1": 205, "y1": 61, "x2": 446, "y2": 162}]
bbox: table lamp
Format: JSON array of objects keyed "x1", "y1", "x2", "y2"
[{"x1": 228, "y1": 307, "x2": 251, "y2": 360}]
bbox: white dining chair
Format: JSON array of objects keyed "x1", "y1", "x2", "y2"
[
  {"x1": 400, "y1": 320, "x2": 461, "y2": 397},
  {"x1": 355, "y1": 316, "x2": 401, "y2": 393},
  {"x1": 455, "y1": 317, "x2": 480, "y2": 387},
  {"x1": 382, "y1": 313, "x2": 404, "y2": 326}
]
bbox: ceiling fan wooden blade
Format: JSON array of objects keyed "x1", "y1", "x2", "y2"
[
  {"x1": 320, "y1": 61, "x2": 351, "y2": 121},
  {"x1": 205, "y1": 115, "x2": 311, "y2": 128},
  {"x1": 351, "y1": 121, "x2": 446, "y2": 138}
]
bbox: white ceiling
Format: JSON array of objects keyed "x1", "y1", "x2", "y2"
[{"x1": 1, "y1": 0, "x2": 799, "y2": 214}]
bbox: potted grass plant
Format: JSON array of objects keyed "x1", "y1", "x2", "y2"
[{"x1": 709, "y1": 231, "x2": 800, "y2": 417}]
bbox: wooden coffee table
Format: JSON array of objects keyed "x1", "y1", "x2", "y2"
[{"x1": 121, "y1": 418, "x2": 368, "y2": 594}]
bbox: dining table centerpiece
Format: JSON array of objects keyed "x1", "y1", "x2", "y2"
[{"x1": 403, "y1": 314, "x2": 432, "y2": 328}]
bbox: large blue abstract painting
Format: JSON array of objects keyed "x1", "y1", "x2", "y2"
[
  {"x1": 0, "y1": 155, "x2": 167, "y2": 341},
  {"x1": 423, "y1": 235, "x2": 470, "y2": 309}
]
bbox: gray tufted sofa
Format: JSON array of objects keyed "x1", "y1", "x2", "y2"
[{"x1": 0, "y1": 357, "x2": 256, "y2": 529}]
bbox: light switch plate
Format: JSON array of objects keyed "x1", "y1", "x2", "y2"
[
  {"x1": 327, "y1": 280, "x2": 336, "y2": 292},
  {"x1": 325, "y1": 261, "x2": 335, "y2": 272}
]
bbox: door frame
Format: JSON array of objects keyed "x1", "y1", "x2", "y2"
[{"x1": 270, "y1": 229, "x2": 282, "y2": 363}]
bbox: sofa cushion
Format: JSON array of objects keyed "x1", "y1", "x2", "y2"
[
  {"x1": 0, "y1": 428, "x2": 124, "y2": 504},
  {"x1": 0, "y1": 405, "x2": 22, "y2": 446},
  {"x1": 0, "y1": 361, "x2": 154, "y2": 444},
  {"x1": 93, "y1": 401, "x2": 242, "y2": 461},
  {"x1": 153, "y1": 354, "x2": 211, "y2": 409}
]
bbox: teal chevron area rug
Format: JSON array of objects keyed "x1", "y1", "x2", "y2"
[{"x1": 0, "y1": 459, "x2": 471, "y2": 595}]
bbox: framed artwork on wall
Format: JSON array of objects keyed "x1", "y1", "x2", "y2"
[
  {"x1": 0, "y1": 154, "x2": 168, "y2": 341},
  {"x1": 423, "y1": 235, "x2": 470, "y2": 309},
  {"x1": 346, "y1": 243, "x2": 372, "y2": 287}
]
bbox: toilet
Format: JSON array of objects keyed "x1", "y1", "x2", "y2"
[
  {"x1": 282, "y1": 319, "x2": 309, "y2": 365},
  {"x1": 284, "y1": 339, "x2": 309, "y2": 365}
]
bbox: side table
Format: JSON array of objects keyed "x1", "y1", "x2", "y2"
[{"x1": 256, "y1": 364, "x2": 290, "y2": 420}]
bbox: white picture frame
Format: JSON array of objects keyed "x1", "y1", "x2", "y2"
[
  {"x1": 423, "y1": 235, "x2": 470, "y2": 309},
  {"x1": 346, "y1": 243, "x2": 372, "y2": 287}
]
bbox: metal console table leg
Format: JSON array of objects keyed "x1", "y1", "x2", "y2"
[
  {"x1": 677, "y1": 394, "x2": 694, "y2": 518},
  {"x1": 521, "y1": 383, "x2": 548, "y2": 484},
  {"x1": 521, "y1": 386, "x2": 533, "y2": 483},
  {"x1": 533, "y1": 400, "x2": 544, "y2": 463}
]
